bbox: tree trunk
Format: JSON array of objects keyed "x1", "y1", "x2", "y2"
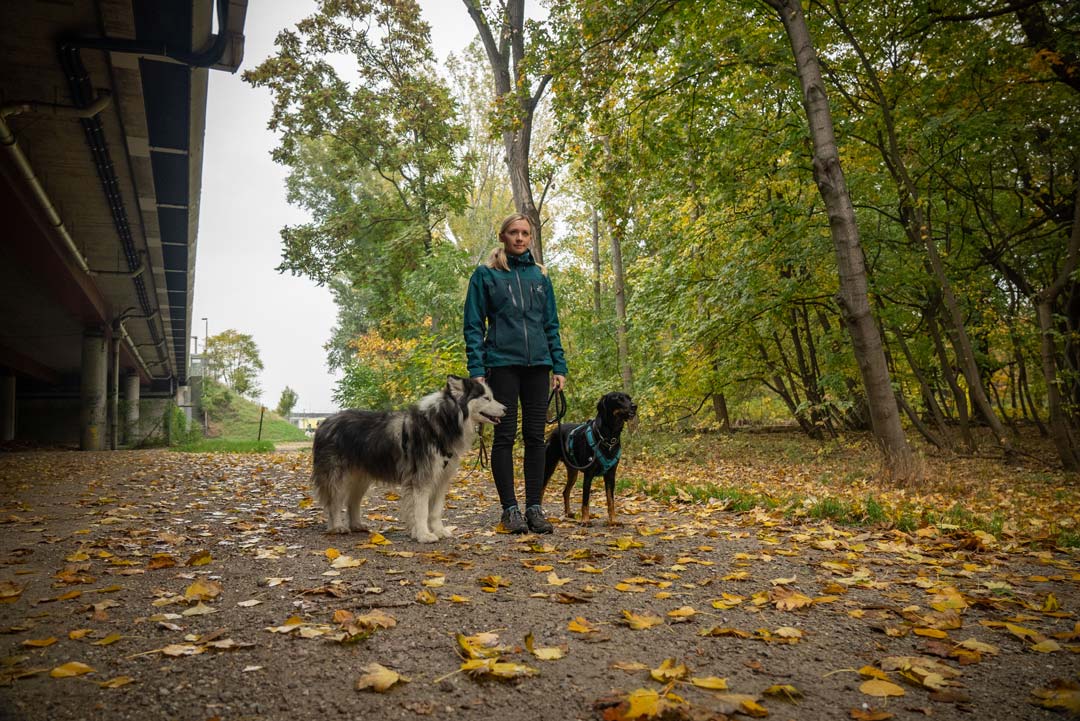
[
  {"x1": 463, "y1": 0, "x2": 551, "y2": 262},
  {"x1": 766, "y1": 0, "x2": 917, "y2": 480},
  {"x1": 592, "y1": 207, "x2": 602, "y2": 315},
  {"x1": 1033, "y1": 181, "x2": 1080, "y2": 469},
  {"x1": 924, "y1": 231, "x2": 1015, "y2": 456},
  {"x1": 927, "y1": 309, "x2": 976, "y2": 451},
  {"x1": 894, "y1": 326, "x2": 951, "y2": 445},
  {"x1": 609, "y1": 218, "x2": 634, "y2": 394},
  {"x1": 713, "y1": 391, "x2": 732, "y2": 432}
]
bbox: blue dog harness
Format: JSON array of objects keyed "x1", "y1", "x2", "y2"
[{"x1": 566, "y1": 421, "x2": 621, "y2": 473}]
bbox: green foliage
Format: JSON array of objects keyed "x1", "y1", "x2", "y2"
[
  {"x1": 275, "y1": 386, "x2": 299, "y2": 417},
  {"x1": 204, "y1": 330, "x2": 264, "y2": 400}
]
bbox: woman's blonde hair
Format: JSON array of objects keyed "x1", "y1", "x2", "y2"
[{"x1": 485, "y1": 213, "x2": 546, "y2": 274}]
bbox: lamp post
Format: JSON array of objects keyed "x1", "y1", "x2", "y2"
[{"x1": 201, "y1": 317, "x2": 208, "y2": 345}]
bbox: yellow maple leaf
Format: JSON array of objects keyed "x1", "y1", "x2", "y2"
[{"x1": 415, "y1": 589, "x2": 437, "y2": 605}]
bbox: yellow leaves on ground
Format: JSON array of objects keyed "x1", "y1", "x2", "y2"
[
  {"x1": 546, "y1": 572, "x2": 572, "y2": 586},
  {"x1": 1030, "y1": 679, "x2": 1080, "y2": 713},
  {"x1": 50, "y1": 662, "x2": 94, "y2": 678},
  {"x1": 183, "y1": 579, "x2": 221, "y2": 602},
  {"x1": 770, "y1": 585, "x2": 814, "y2": 611},
  {"x1": 600, "y1": 688, "x2": 688, "y2": 721},
  {"x1": 330, "y1": 554, "x2": 366, "y2": 569},
  {"x1": 666, "y1": 606, "x2": 696, "y2": 622},
  {"x1": 525, "y1": 632, "x2": 566, "y2": 660},
  {"x1": 621, "y1": 610, "x2": 663, "y2": 630},
  {"x1": 415, "y1": 589, "x2": 437, "y2": 605},
  {"x1": 689, "y1": 676, "x2": 728, "y2": 690},
  {"x1": 649, "y1": 658, "x2": 688, "y2": 682},
  {"x1": 456, "y1": 631, "x2": 503, "y2": 659},
  {"x1": 185, "y1": 550, "x2": 212, "y2": 566},
  {"x1": 98, "y1": 676, "x2": 134, "y2": 689},
  {"x1": 859, "y1": 678, "x2": 906, "y2": 697},
  {"x1": 459, "y1": 658, "x2": 537, "y2": 680},
  {"x1": 22, "y1": 637, "x2": 58, "y2": 648},
  {"x1": 355, "y1": 663, "x2": 408, "y2": 692},
  {"x1": 478, "y1": 575, "x2": 510, "y2": 592},
  {"x1": 0, "y1": 580, "x2": 24, "y2": 603},
  {"x1": 568, "y1": 617, "x2": 599, "y2": 634}
]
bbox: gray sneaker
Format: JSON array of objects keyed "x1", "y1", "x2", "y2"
[
  {"x1": 525, "y1": 505, "x2": 553, "y2": 534},
  {"x1": 500, "y1": 505, "x2": 528, "y2": 534}
]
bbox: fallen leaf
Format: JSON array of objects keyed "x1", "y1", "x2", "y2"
[
  {"x1": 50, "y1": 662, "x2": 94, "y2": 678},
  {"x1": 859, "y1": 679, "x2": 906, "y2": 697},
  {"x1": 650, "y1": 658, "x2": 688, "y2": 682},
  {"x1": 621, "y1": 610, "x2": 663, "y2": 630},
  {"x1": 22, "y1": 638, "x2": 57, "y2": 648},
  {"x1": 355, "y1": 663, "x2": 407, "y2": 692},
  {"x1": 460, "y1": 658, "x2": 536, "y2": 680},
  {"x1": 568, "y1": 617, "x2": 598, "y2": 634},
  {"x1": 525, "y1": 632, "x2": 566, "y2": 660},
  {"x1": 98, "y1": 676, "x2": 134, "y2": 689},
  {"x1": 90, "y1": 633, "x2": 122, "y2": 646},
  {"x1": 690, "y1": 676, "x2": 728, "y2": 690}
]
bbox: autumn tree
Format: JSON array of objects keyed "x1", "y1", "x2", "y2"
[
  {"x1": 205, "y1": 330, "x2": 264, "y2": 400},
  {"x1": 462, "y1": 0, "x2": 554, "y2": 262}
]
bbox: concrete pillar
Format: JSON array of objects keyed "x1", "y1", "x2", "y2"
[
  {"x1": 80, "y1": 328, "x2": 108, "y2": 451},
  {"x1": 123, "y1": 371, "x2": 140, "y2": 445},
  {"x1": 108, "y1": 331, "x2": 120, "y2": 450},
  {"x1": 1, "y1": 374, "x2": 15, "y2": 442}
]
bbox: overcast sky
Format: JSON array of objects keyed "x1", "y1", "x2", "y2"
[{"x1": 193, "y1": 2, "x2": 485, "y2": 413}]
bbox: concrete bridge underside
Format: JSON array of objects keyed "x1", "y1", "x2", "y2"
[{"x1": 0, "y1": 0, "x2": 247, "y2": 449}]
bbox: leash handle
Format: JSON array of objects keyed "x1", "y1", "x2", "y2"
[{"x1": 546, "y1": 388, "x2": 567, "y2": 427}]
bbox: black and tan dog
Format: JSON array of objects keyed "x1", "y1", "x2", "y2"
[{"x1": 542, "y1": 392, "x2": 636, "y2": 525}]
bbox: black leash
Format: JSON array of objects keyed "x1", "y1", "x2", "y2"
[
  {"x1": 474, "y1": 426, "x2": 489, "y2": 470},
  {"x1": 548, "y1": 389, "x2": 598, "y2": 472},
  {"x1": 546, "y1": 388, "x2": 567, "y2": 426}
]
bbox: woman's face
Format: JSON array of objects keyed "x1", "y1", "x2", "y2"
[{"x1": 500, "y1": 219, "x2": 532, "y2": 256}]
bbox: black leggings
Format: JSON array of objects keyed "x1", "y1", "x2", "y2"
[{"x1": 487, "y1": 365, "x2": 550, "y2": 509}]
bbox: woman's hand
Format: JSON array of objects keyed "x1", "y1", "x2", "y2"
[{"x1": 551, "y1": 374, "x2": 566, "y2": 392}]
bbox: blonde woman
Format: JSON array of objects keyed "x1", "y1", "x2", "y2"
[{"x1": 463, "y1": 213, "x2": 568, "y2": 534}]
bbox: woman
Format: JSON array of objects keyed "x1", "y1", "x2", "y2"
[{"x1": 463, "y1": 213, "x2": 567, "y2": 534}]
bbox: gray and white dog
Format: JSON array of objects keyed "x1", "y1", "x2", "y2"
[{"x1": 310, "y1": 376, "x2": 505, "y2": 542}]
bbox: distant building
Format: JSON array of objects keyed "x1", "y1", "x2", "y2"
[{"x1": 289, "y1": 412, "x2": 334, "y2": 432}]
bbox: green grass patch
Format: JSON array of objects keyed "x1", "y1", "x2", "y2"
[
  {"x1": 201, "y1": 379, "x2": 309, "y2": 442},
  {"x1": 174, "y1": 439, "x2": 276, "y2": 453}
]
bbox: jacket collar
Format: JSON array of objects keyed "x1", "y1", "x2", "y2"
[{"x1": 507, "y1": 249, "x2": 535, "y2": 268}]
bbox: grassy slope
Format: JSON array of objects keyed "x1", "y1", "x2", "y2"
[{"x1": 204, "y1": 388, "x2": 309, "y2": 443}]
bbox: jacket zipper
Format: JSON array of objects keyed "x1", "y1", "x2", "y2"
[{"x1": 514, "y1": 269, "x2": 530, "y2": 362}]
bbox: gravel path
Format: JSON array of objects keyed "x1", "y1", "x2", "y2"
[{"x1": 0, "y1": 449, "x2": 1077, "y2": 721}]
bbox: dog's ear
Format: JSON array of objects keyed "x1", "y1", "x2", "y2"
[
  {"x1": 597, "y1": 395, "x2": 609, "y2": 418},
  {"x1": 446, "y1": 375, "x2": 466, "y2": 397}
]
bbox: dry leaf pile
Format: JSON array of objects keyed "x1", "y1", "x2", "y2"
[{"x1": 0, "y1": 446, "x2": 1077, "y2": 720}]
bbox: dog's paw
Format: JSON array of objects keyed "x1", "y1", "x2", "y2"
[
  {"x1": 325, "y1": 525, "x2": 351, "y2": 534},
  {"x1": 349, "y1": 522, "x2": 370, "y2": 532},
  {"x1": 431, "y1": 525, "x2": 453, "y2": 539},
  {"x1": 411, "y1": 528, "x2": 439, "y2": 543}
]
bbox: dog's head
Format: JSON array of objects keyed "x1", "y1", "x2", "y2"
[
  {"x1": 597, "y1": 392, "x2": 637, "y2": 428},
  {"x1": 447, "y1": 375, "x2": 506, "y2": 425}
]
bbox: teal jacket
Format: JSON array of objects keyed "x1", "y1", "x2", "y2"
[{"x1": 463, "y1": 250, "x2": 568, "y2": 378}]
